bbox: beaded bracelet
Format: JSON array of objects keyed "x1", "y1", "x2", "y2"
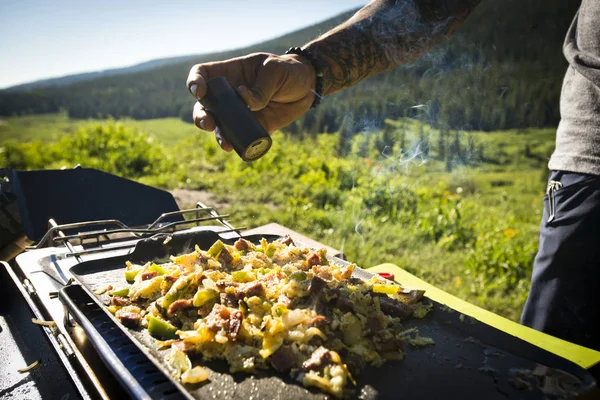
[{"x1": 285, "y1": 47, "x2": 324, "y2": 109}]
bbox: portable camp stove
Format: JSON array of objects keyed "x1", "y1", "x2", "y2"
[
  {"x1": 4, "y1": 197, "x2": 245, "y2": 399},
  {"x1": 1, "y1": 168, "x2": 598, "y2": 400}
]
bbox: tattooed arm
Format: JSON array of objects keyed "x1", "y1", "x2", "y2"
[
  {"x1": 187, "y1": 0, "x2": 481, "y2": 148},
  {"x1": 305, "y1": 0, "x2": 482, "y2": 95}
]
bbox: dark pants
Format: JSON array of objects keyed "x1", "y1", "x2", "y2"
[{"x1": 521, "y1": 170, "x2": 600, "y2": 351}]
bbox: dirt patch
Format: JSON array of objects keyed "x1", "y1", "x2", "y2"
[{"x1": 169, "y1": 189, "x2": 229, "y2": 210}]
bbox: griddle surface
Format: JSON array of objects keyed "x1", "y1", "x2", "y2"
[{"x1": 69, "y1": 231, "x2": 596, "y2": 399}]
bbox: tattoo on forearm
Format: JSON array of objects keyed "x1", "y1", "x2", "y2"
[{"x1": 304, "y1": 0, "x2": 481, "y2": 94}]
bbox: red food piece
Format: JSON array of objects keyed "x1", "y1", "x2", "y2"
[
  {"x1": 307, "y1": 253, "x2": 321, "y2": 267},
  {"x1": 301, "y1": 346, "x2": 333, "y2": 371},
  {"x1": 168, "y1": 299, "x2": 193, "y2": 315},
  {"x1": 228, "y1": 310, "x2": 243, "y2": 341},
  {"x1": 220, "y1": 292, "x2": 239, "y2": 308},
  {"x1": 234, "y1": 238, "x2": 251, "y2": 251},
  {"x1": 218, "y1": 248, "x2": 234, "y2": 266},
  {"x1": 141, "y1": 271, "x2": 158, "y2": 281},
  {"x1": 205, "y1": 304, "x2": 243, "y2": 341},
  {"x1": 118, "y1": 313, "x2": 140, "y2": 327},
  {"x1": 279, "y1": 235, "x2": 294, "y2": 246},
  {"x1": 270, "y1": 346, "x2": 298, "y2": 372},
  {"x1": 216, "y1": 280, "x2": 239, "y2": 291},
  {"x1": 310, "y1": 315, "x2": 329, "y2": 329},
  {"x1": 377, "y1": 272, "x2": 395, "y2": 281},
  {"x1": 111, "y1": 296, "x2": 131, "y2": 306},
  {"x1": 259, "y1": 271, "x2": 286, "y2": 289},
  {"x1": 171, "y1": 340, "x2": 196, "y2": 353},
  {"x1": 237, "y1": 281, "x2": 265, "y2": 298}
]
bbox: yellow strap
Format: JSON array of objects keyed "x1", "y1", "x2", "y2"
[{"x1": 368, "y1": 263, "x2": 600, "y2": 370}]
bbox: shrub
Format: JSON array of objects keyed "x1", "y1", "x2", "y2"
[{"x1": 1, "y1": 121, "x2": 171, "y2": 178}]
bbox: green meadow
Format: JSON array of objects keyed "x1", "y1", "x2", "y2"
[{"x1": 1, "y1": 113, "x2": 555, "y2": 322}]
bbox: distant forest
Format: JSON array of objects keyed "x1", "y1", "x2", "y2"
[{"x1": 0, "y1": 0, "x2": 581, "y2": 132}]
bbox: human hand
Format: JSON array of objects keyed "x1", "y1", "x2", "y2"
[{"x1": 187, "y1": 52, "x2": 316, "y2": 151}]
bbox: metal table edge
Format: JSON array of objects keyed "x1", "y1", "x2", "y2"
[
  {"x1": 368, "y1": 263, "x2": 600, "y2": 371},
  {"x1": 0, "y1": 261, "x2": 96, "y2": 400}
]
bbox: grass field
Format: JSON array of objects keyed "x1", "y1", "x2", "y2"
[
  {"x1": 0, "y1": 112, "x2": 91, "y2": 142},
  {"x1": 0, "y1": 112, "x2": 197, "y2": 147},
  {"x1": 0, "y1": 113, "x2": 556, "y2": 321}
]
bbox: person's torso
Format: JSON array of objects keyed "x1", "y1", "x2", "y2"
[{"x1": 549, "y1": 0, "x2": 600, "y2": 175}]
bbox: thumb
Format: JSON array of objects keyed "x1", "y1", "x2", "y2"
[{"x1": 237, "y1": 61, "x2": 282, "y2": 111}]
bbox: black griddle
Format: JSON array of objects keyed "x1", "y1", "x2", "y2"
[{"x1": 62, "y1": 230, "x2": 597, "y2": 399}]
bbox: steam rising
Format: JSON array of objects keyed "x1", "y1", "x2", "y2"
[{"x1": 333, "y1": 0, "x2": 488, "y2": 249}]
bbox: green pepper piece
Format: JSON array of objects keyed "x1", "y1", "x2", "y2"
[
  {"x1": 125, "y1": 267, "x2": 142, "y2": 283},
  {"x1": 108, "y1": 287, "x2": 130, "y2": 297},
  {"x1": 162, "y1": 274, "x2": 193, "y2": 309},
  {"x1": 289, "y1": 271, "x2": 307, "y2": 281},
  {"x1": 231, "y1": 270, "x2": 256, "y2": 283},
  {"x1": 147, "y1": 316, "x2": 178, "y2": 339},
  {"x1": 206, "y1": 240, "x2": 225, "y2": 258},
  {"x1": 149, "y1": 263, "x2": 168, "y2": 275},
  {"x1": 192, "y1": 288, "x2": 218, "y2": 307},
  {"x1": 265, "y1": 243, "x2": 277, "y2": 258}
]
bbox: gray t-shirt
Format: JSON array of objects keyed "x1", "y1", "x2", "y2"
[{"x1": 549, "y1": 0, "x2": 600, "y2": 175}]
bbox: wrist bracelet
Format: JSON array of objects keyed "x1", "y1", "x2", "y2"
[{"x1": 285, "y1": 47, "x2": 323, "y2": 109}]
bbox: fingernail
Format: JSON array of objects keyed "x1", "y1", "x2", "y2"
[
  {"x1": 238, "y1": 86, "x2": 252, "y2": 109},
  {"x1": 189, "y1": 84, "x2": 198, "y2": 98},
  {"x1": 199, "y1": 119, "x2": 206, "y2": 130}
]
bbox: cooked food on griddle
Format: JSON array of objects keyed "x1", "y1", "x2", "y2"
[{"x1": 106, "y1": 236, "x2": 427, "y2": 397}]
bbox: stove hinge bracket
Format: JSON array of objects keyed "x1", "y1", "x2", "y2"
[
  {"x1": 22, "y1": 277, "x2": 37, "y2": 296},
  {"x1": 57, "y1": 332, "x2": 75, "y2": 357}
]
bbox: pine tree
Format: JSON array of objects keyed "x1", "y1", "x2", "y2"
[
  {"x1": 477, "y1": 143, "x2": 486, "y2": 162},
  {"x1": 437, "y1": 129, "x2": 447, "y2": 160},
  {"x1": 467, "y1": 135, "x2": 476, "y2": 164},
  {"x1": 337, "y1": 117, "x2": 355, "y2": 157},
  {"x1": 452, "y1": 131, "x2": 462, "y2": 162},
  {"x1": 446, "y1": 152, "x2": 453, "y2": 172},
  {"x1": 399, "y1": 129, "x2": 406, "y2": 154},
  {"x1": 418, "y1": 126, "x2": 429, "y2": 156}
]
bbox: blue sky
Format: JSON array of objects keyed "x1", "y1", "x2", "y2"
[{"x1": 0, "y1": 0, "x2": 366, "y2": 89}]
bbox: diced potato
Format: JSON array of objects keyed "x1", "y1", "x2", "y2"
[
  {"x1": 340, "y1": 313, "x2": 362, "y2": 346},
  {"x1": 281, "y1": 309, "x2": 308, "y2": 328},
  {"x1": 180, "y1": 324, "x2": 213, "y2": 344},
  {"x1": 181, "y1": 366, "x2": 209, "y2": 384},
  {"x1": 259, "y1": 317, "x2": 284, "y2": 358},
  {"x1": 305, "y1": 327, "x2": 327, "y2": 341},
  {"x1": 129, "y1": 276, "x2": 164, "y2": 301},
  {"x1": 166, "y1": 349, "x2": 191, "y2": 379}
]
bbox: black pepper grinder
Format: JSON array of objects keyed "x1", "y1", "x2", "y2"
[{"x1": 199, "y1": 76, "x2": 272, "y2": 162}]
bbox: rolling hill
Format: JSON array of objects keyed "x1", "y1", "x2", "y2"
[
  {"x1": 0, "y1": 0, "x2": 581, "y2": 132},
  {"x1": 2, "y1": 54, "x2": 200, "y2": 92}
]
